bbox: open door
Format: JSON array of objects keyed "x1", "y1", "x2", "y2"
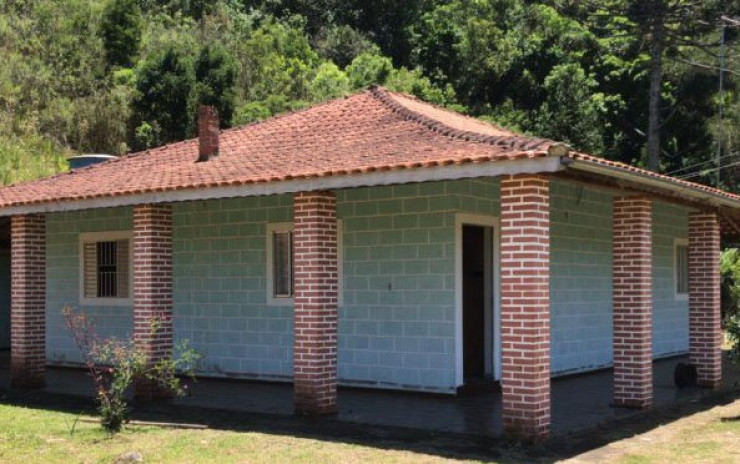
[{"x1": 462, "y1": 224, "x2": 495, "y2": 384}]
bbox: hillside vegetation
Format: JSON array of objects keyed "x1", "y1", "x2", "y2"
[{"x1": 1, "y1": 1, "x2": 739, "y2": 188}]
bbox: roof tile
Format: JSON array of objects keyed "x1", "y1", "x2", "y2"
[{"x1": 0, "y1": 86, "x2": 738, "y2": 209}]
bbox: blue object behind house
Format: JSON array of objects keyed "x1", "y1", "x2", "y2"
[{"x1": 68, "y1": 154, "x2": 117, "y2": 170}]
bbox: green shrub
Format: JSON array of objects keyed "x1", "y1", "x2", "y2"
[{"x1": 63, "y1": 307, "x2": 202, "y2": 434}]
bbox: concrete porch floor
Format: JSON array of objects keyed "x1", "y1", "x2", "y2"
[{"x1": 0, "y1": 352, "x2": 737, "y2": 437}]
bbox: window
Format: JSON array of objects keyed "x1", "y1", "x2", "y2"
[
  {"x1": 80, "y1": 231, "x2": 132, "y2": 305},
  {"x1": 272, "y1": 227, "x2": 294, "y2": 298},
  {"x1": 675, "y1": 239, "x2": 689, "y2": 298},
  {"x1": 266, "y1": 221, "x2": 343, "y2": 306}
]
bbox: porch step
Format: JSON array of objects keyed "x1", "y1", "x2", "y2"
[{"x1": 457, "y1": 379, "x2": 500, "y2": 396}]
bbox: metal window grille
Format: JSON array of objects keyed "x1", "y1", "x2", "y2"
[
  {"x1": 676, "y1": 244, "x2": 689, "y2": 294},
  {"x1": 83, "y1": 239, "x2": 130, "y2": 299},
  {"x1": 97, "y1": 241, "x2": 118, "y2": 297},
  {"x1": 273, "y1": 231, "x2": 293, "y2": 297}
]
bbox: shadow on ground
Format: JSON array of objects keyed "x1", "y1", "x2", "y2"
[{"x1": 1, "y1": 380, "x2": 739, "y2": 463}]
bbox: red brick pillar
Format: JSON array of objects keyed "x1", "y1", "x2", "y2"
[
  {"x1": 612, "y1": 196, "x2": 653, "y2": 409},
  {"x1": 293, "y1": 191, "x2": 338, "y2": 415},
  {"x1": 10, "y1": 214, "x2": 46, "y2": 389},
  {"x1": 500, "y1": 174, "x2": 551, "y2": 442},
  {"x1": 133, "y1": 204, "x2": 173, "y2": 400},
  {"x1": 689, "y1": 212, "x2": 722, "y2": 388}
]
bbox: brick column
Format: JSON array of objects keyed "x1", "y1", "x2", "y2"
[
  {"x1": 689, "y1": 212, "x2": 722, "y2": 388},
  {"x1": 133, "y1": 204, "x2": 173, "y2": 400},
  {"x1": 10, "y1": 214, "x2": 46, "y2": 389},
  {"x1": 500, "y1": 174, "x2": 551, "y2": 442},
  {"x1": 293, "y1": 191, "x2": 338, "y2": 415},
  {"x1": 612, "y1": 196, "x2": 653, "y2": 409}
]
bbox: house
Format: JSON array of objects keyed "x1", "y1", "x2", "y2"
[{"x1": 0, "y1": 87, "x2": 734, "y2": 442}]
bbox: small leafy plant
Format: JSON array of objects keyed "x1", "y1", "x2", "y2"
[
  {"x1": 727, "y1": 314, "x2": 740, "y2": 364},
  {"x1": 63, "y1": 306, "x2": 202, "y2": 434}
]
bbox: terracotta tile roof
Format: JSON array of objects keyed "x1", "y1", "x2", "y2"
[
  {"x1": 0, "y1": 86, "x2": 739, "y2": 211},
  {"x1": 569, "y1": 152, "x2": 740, "y2": 204}
]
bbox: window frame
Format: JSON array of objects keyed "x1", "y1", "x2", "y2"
[
  {"x1": 674, "y1": 238, "x2": 689, "y2": 301},
  {"x1": 266, "y1": 220, "x2": 343, "y2": 306},
  {"x1": 78, "y1": 230, "x2": 133, "y2": 306}
]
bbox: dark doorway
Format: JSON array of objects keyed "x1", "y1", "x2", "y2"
[{"x1": 462, "y1": 225, "x2": 492, "y2": 382}]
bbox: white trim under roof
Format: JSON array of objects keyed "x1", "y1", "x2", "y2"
[
  {"x1": 0, "y1": 156, "x2": 563, "y2": 216},
  {"x1": 564, "y1": 158, "x2": 740, "y2": 210}
]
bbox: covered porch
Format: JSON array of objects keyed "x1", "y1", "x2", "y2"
[
  {"x1": 0, "y1": 351, "x2": 736, "y2": 437},
  {"x1": 3, "y1": 173, "x2": 730, "y2": 443}
]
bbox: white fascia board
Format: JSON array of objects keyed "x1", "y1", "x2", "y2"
[
  {"x1": 565, "y1": 159, "x2": 740, "y2": 211},
  {"x1": 0, "y1": 156, "x2": 563, "y2": 216}
]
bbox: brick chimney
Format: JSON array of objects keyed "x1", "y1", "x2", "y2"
[{"x1": 197, "y1": 105, "x2": 219, "y2": 162}]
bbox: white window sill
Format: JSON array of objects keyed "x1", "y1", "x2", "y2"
[
  {"x1": 266, "y1": 296, "x2": 294, "y2": 307},
  {"x1": 79, "y1": 297, "x2": 133, "y2": 307}
]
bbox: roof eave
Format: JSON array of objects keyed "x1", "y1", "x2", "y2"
[
  {"x1": 0, "y1": 155, "x2": 563, "y2": 216},
  {"x1": 564, "y1": 158, "x2": 740, "y2": 211}
]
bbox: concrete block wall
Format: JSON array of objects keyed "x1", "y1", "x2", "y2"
[
  {"x1": 336, "y1": 179, "x2": 499, "y2": 392},
  {"x1": 549, "y1": 182, "x2": 614, "y2": 374},
  {"x1": 172, "y1": 195, "x2": 294, "y2": 379},
  {"x1": 41, "y1": 177, "x2": 691, "y2": 392},
  {"x1": 652, "y1": 202, "x2": 689, "y2": 357},
  {"x1": 46, "y1": 207, "x2": 134, "y2": 364}
]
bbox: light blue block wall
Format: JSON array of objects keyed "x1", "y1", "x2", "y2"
[
  {"x1": 652, "y1": 202, "x2": 689, "y2": 356},
  {"x1": 172, "y1": 196, "x2": 293, "y2": 380},
  {"x1": 42, "y1": 177, "x2": 692, "y2": 391},
  {"x1": 46, "y1": 208, "x2": 134, "y2": 364},
  {"x1": 0, "y1": 250, "x2": 9, "y2": 349},
  {"x1": 547, "y1": 182, "x2": 689, "y2": 374},
  {"x1": 549, "y1": 181, "x2": 614, "y2": 375},
  {"x1": 337, "y1": 179, "x2": 499, "y2": 391}
]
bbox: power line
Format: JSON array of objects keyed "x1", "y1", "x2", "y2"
[
  {"x1": 666, "y1": 151, "x2": 740, "y2": 175},
  {"x1": 675, "y1": 159, "x2": 740, "y2": 179}
]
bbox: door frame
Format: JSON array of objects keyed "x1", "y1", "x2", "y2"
[{"x1": 454, "y1": 213, "x2": 501, "y2": 387}]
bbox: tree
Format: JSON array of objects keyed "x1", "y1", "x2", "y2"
[
  {"x1": 196, "y1": 43, "x2": 237, "y2": 128},
  {"x1": 534, "y1": 63, "x2": 608, "y2": 154},
  {"x1": 132, "y1": 47, "x2": 195, "y2": 148},
  {"x1": 309, "y1": 62, "x2": 350, "y2": 101},
  {"x1": 582, "y1": 0, "x2": 724, "y2": 171},
  {"x1": 314, "y1": 24, "x2": 379, "y2": 68},
  {"x1": 346, "y1": 53, "x2": 394, "y2": 89},
  {"x1": 100, "y1": 0, "x2": 143, "y2": 68}
]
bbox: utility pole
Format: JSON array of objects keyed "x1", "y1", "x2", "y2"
[
  {"x1": 718, "y1": 16, "x2": 740, "y2": 187},
  {"x1": 718, "y1": 23, "x2": 725, "y2": 187}
]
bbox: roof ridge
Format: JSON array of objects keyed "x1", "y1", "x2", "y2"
[{"x1": 369, "y1": 86, "x2": 553, "y2": 152}]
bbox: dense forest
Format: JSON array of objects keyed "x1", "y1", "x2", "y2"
[{"x1": 2, "y1": 0, "x2": 740, "y2": 190}]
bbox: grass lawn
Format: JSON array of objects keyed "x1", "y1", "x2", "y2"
[
  {"x1": 0, "y1": 404, "x2": 486, "y2": 463},
  {"x1": 572, "y1": 396, "x2": 740, "y2": 463},
  {"x1": 1, "y1": 394, "x2": 740, "y2": 463}
]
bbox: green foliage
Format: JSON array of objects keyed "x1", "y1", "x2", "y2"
[
  {"x1": 100, "y1": 0, "x2": 143, "y2": 68},
  {"x1": 133, "y1": 46, "x2": 196, "y2": 148},
  {"x1": 63, "y1": 307, "x2": 202, "y2": 434},
  {"x1": 196, "y1": 43, "x2": 237, "y2": 127},
  {"x1": 728, "y1": 313, "x2": 740, "y2": 364},
  {"x1": 346, "y1": 53, "x2": 394, "y2": 89},
  {"x1": 1, "y1": 0, "x2": 739, "y2": 191},
  {"x1": 309, "y1": 62, "x2": 350, "y2": 101},
  {"x1": 721, "y1": 249, "x2": 740, "y2": 321},
  {"x1": 241, "y1": 17, "x2": 319, "y2": 103},
  {"x1": 385, "y1": 67, "x2": 457, "y2": 107},
  {"x1": 0, "y1": 135, "x2": 69, "y2": 186},
  {"x1": 314, "y1": 24, "x2": 379, "y2": 69},
  {"x1": 534, "y1": 63, "x2": 608, "y2": 154}
]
